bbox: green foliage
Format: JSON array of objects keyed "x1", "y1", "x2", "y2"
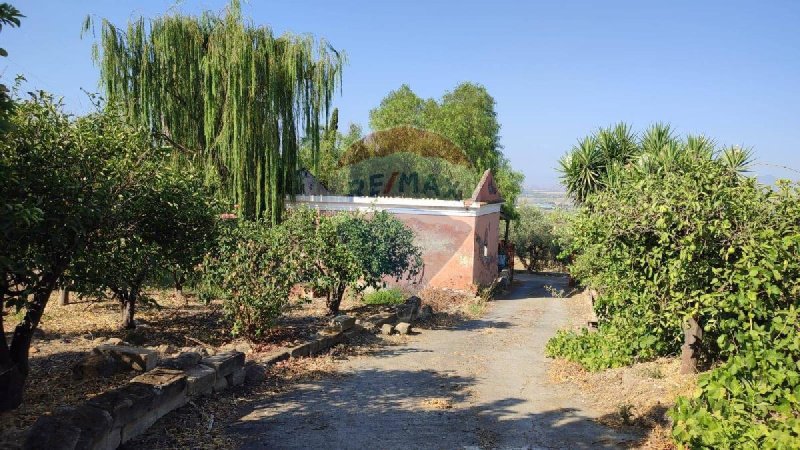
[
  {"x1": 202, "y1": 220, "x2": 305, "y2": 339},
  {"x1": 300, "y1": 121, "x2": 363, "y2": 189},
  {"x1": 365, "y1": 82, "x2": 523, "y2": 213},
  {"x1": 551, "y1": 122, "x2": 800, "y2": 446},
  {"x1": 558, "y1": 123, "x2": 753, "y2": 204},
  {"x1": 671, "y1": 307, "x2": 800, "y2": 449},
  {"x1": 71, "y1": 154, "x2": 218, "y2": 328},
  {"x1": 89, "y1": 0, "x2": 345, "y2": 222},
  {"x1": 510, "y1": 205, "x2": 570, "y2": 272},
  {"x1": 0, "y1": 92, "x2": 173, "y2": 410},
  {"x1": 0, "y1": 2, "x2": 23, "y2": 132},
  {"x1": 203, "y1": 208, "x2": 422, "y2": 337},
  {"x1": 286, "y1": 208, "x2": 423, "y2": 315},
  {"x1": 363, "y1": 288, "x2": 406, "y2": 306},
  {"x1": 368, "y1": 84, "x2": 437, "y2": 131}
]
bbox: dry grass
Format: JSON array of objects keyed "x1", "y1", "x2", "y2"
[
  {"x1": 0, "y1": 290, "x2": 345, "y2": 440},
  {"x1": 419, "y1": 397, "x2": 453, "y2": 410},
  {"x1": 548, "y1": 357, "x2": 696, "y2": 449},
  {"x1": 416, "y1": 287, "x2": 489, "y2": 329}
]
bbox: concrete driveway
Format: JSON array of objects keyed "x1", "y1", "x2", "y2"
[{"x1": 230, "y1": 273, "x2": 638, "y2": 449}]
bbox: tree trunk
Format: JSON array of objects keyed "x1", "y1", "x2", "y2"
[
  {"x1": 58, "y1": 288, "x2": 70, "y2": 306},
  {"x1": 680, "y1": 316, "x2": 703, "y2": 374},
  {"x1": 173, "y1": 270, "x2": 186, "y2": 305},
  {"x1": 326, "y1": 285, "x2": 345, "y2": 316},
  {"x1": 1, "y1": 272, "x2": 59, "y2": 411},
  {"x1": 120, "y1": 293, "x2": 137, "y2": 330}
]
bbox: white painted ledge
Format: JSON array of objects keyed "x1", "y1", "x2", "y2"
[{"x1": 288, "y1": 195, "x2": 502, "y2": 217}]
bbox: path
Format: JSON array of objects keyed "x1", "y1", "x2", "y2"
[{"x1": 231, "y1": 273, "x2": 638, "y2": 449}]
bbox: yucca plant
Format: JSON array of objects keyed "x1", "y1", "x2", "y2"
[{"x1": 560, "y1": 123, "x2": 756, "y2": 203}]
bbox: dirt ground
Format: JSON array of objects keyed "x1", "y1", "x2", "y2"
[
  {"x1": 227, "y1": 273, "x2": 640, "y2": 449},
  {"x1": 2, "y1": 277, "x2": 695, "y2": 449}
]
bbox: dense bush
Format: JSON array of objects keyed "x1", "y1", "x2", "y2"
[
  {"x1": 202, "y1": 220, "x2": 305, "y2": 339},
  {"x1": 71, "y1": 161, "x2": 218, "y2": 329},
  {"x1": 549, "y1": 125, "x2": 800, "y2": 447},
  {"x1": 286, "y1": 208, "x2": 423, "y2": 315},
  {"x1": 204, "y1": 208, "x2": 422, "y2": 338}
]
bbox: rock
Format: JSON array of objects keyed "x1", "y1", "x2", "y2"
[
  {"x1": 24, "y1": 413, "x2": 81, "y2": 450},
  {"x1": 127, "y1": 369, "x2": 188, "y2": 441},
  {"x1": 29, "y1": 346, "x2": 39, "y2": 354},
  {"x1": 330, "y1": 315, "x2": 356, "y2": 332},
  {"x1": 418, "y1": 305, "x2": 434, "y2": 321},
  {"x1": 318, "y1": 325, "x2": 341, "y2": 336},
  {"x1": 96, "y1": 345, "x2": 159, "y2": 372},
  {"x1": 381, "y1": 324, "x2": 395, "y2": 336},
  {"x1": 158, "y1": 351, "x2": 202, "y2": 370},
  {"x1": 180, "y1": 346, "x2": 208, "y2": 356},
  {"x1": 226, "y1": 367, "x2": 246, "y2": 386},
  {"x1": 152, "y1": 344, "x2": 175, "y2": 355},
  {"x1": 24, "y1": 404, "x2": 114, "y2": 450},
  {"x1": 260, "y1": 350, "x2": 290, "y2": 365},
  {"x1": 395, "y1": 322, "x2": 412, "y2": 335},
  {"x1": 201, "y1": 351, "x2": 245, "y2": 378},
  {"x1": 184, "y1": 364, "x2": 216, "y2": 396},
  {"x1": 396, "y1": 296, "x2": 421, "y2": 322},
  {"x1": 343, "y1": 324, "x2": 365, "y2": 339},
  {"x1": 220, "y1": 340, "x2": 252, "y2": 354},
  {"x1": 105, "y1": 337, "x2": 124, "y2": 345},
  {"x1": 367, "y1": 313, "x2": 397, "y2": 328},
  {"x1": 289, "y1": 342, "x2": 312, "y2": 358},
  {"x1": 244, "y1": 363, "x2": 267, "y2": 384},
  {"x1": 213, "y1": 375, "x2": 229, "y2": 392},
  {"x1": 72, "y1": 349, "x2": 127, "y2": 379}
]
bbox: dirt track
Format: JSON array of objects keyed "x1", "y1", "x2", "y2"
[{"x1": 230, "y1": 273, "x2": 638, "y2": 449}]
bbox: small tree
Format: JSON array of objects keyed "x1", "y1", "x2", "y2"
[
  {"x1": 510, "y1": 205, "x2": 567, "y2": 272},
  {"x1": 0, "y1": 94, "x2": 153, "y2": 411},
  {"x1": 203, "y1": 220, "x2": 305, "y2": 339},
  {"x1": 72, "y1": 163, "x2": 217, "y2": 329},
  {"x1": 286, "y1": 208, "x2": 423, "y2": 315}
]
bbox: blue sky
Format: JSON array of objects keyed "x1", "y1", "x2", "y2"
[{"x1": 2, "y1": 0, "x2": 799, "y2": 188}]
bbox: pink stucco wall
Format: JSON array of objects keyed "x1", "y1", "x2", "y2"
[
  {"x1": 391, "y1": 211, "x2": 498, "y2": 291},
  {"x1": 473, "y1": 212, "x2": 500, "y2": 286}
]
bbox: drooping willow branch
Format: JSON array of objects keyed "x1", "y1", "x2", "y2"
[{"x1": 87, "y1": 1, "x2": 345, "y2": 222}]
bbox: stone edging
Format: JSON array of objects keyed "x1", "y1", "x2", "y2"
[{"x1": 21, "y1": 314, "x2": 371, "y2": 450}]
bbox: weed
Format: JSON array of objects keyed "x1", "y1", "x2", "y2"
[{"x1": 363, "y1": 288, "x2": 406, "y2": 306}]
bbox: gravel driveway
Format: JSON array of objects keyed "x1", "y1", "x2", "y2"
[{"x1": 230, "y1": 273, "x2": 638, "y2": 449}]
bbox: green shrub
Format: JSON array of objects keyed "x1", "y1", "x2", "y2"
[
  {"x1": 671, "y1": 307, "x2": 800, "y2": 449},
  {"x1": 363, "y1": 288, "x2": 406, "y2": 305},
  {"x1": 202, "y1": 220, "x2": 304, "y2": 339},
  {"x1": 553, "y1": 123, "x2": 800, "y2": 446}
]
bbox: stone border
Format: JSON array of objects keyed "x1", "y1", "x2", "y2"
[
  {"x1": 23, "y1": 351, "x2": 246, "y2": 450},
  {"x1": 21, "y1": 314, "x2": 371, "y2": 450}
]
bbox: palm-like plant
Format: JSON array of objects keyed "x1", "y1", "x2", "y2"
[
  {"x1": 559, "y1": 136, "x2": 604, "y2": 203},
  {"x1": 559, "y1": 122, "x2": 756, "y2": 203}
]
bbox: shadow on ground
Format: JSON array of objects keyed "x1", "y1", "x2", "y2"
[{"x1": 229, "y1": 368, "x2": 639, "y2": 449}]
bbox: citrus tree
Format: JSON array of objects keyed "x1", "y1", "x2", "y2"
[
  {"x1": 71, "y1": 163, "x2": 217, "y2": 329},
  {"x1": 0, "y1": 94, "x2": 155, "y2": 411}
]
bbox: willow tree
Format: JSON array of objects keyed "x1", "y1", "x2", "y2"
[{"x1": 87, "y1": 1, "x2": 345, "y2": 222}]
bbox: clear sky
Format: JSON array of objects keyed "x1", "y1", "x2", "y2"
[{"x1": 2, "y1": 0, "x2": 798, "y2": 188}]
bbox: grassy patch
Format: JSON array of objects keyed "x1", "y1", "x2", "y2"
[{"x1": 362, "y1": 288, "x2": 406, "y2": 306}]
